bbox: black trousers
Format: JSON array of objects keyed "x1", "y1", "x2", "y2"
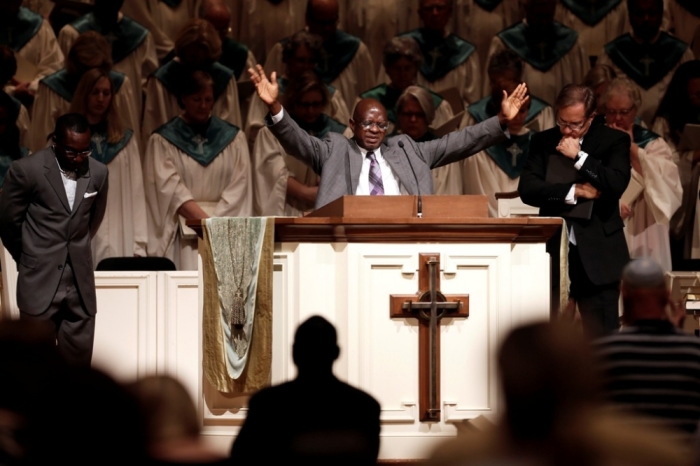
[
  {"x1": 568, "y1": 244, "x2": 620, "y2": 338},
  {"x1": 20, "y1": 261, "x2": 95, "y2": 367}
]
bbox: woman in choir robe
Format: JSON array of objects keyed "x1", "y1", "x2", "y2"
[
  {"x1": 603, "y1": 78, "x2": 681, "y2": 272},
  {"x1": 584, "y1": 64, "x2": 618, "y2": 115},
  {"x1": 252, "y1": 71, "x2": 352, "y2": 216},
  {"x1": 392, "y1": 86, "x2": 463, "y2": 196},
  {"x1": 463, "y1": 83, "x2": 533, "y2": 218},
  {"x1": 245, "y1": 30, "x2": 349, "y2": 146},
  {"x1": 68, "y1": 68, "x2": 147, "y2": 265},
  {"x1": 358, "y1": 37, "x2": 454, "y2": 136},
  {"x1": 653, "y1": 60, "x2": 700, "y2": 260},
  {"x1": 142, "y1": 19, "x2": 242, "y2": 147},
  {"x1": 0, "y1": 91, "x2": 29, "y2": 191},
  {"x1": 29, "y1": 31, "x2": 140, "y2": 152},
  {"x1": 145, "y1": 70, "x2": 252, "y2": 271}
]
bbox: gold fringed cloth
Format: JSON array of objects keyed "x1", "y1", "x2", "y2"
[
  {"x1": 201, "y1": 217, "x2": 273, "y2": 394},
  {"x1": 559, "y1": 222, "x2": 570, "y2": 314}
]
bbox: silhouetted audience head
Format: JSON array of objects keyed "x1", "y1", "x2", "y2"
[
  {"x1": 620, "y1": 258, "x2": 671, "y2": 325},
  {"x1": 656, "y1": 60, "x2": 700, "y2": 144},
  {"x1": 175, "y1": 19, "x2": 223, "y2": 69},
  {"x1": 396, "y1": 86, "x2": 435, "y2": 140},
  {"x1": 292, "y1": 316, "x2": 340, "y2": 374},
  {"x1": 384, "y1": 37, "x2": 422, "y2": 91}
]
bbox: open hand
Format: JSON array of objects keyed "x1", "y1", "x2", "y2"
[
  {"x1": 248, "y1": 65, "x2": 279, "y2": 108},
  {"x1": 499, "y1": 83, "x2": 529, "y2": 123}
]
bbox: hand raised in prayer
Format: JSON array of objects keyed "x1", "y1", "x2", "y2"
[
  {"x1": 498, "y1": 83, "x2": 529, "y2": 124},
  {"x1": 248, "y1": 65, "x2": 281, "y2": 113}
]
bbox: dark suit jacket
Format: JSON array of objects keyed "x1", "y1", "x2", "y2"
[
  {"x1": 518, "y1": 118, "x2": 631, "y2": 285},
  {"x1": 268, "y1": 110, "x2": 507, "y2": 209},
  {"x1": 0, "y1": 147, "x2": 109, "y2": 316},
  {"x1": 230, "y1": 374, "x2": 381, "y2": 466}
]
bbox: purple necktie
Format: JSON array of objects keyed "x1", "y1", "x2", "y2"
[{"x1": 367, "y1": 151, "x2": 384, "y2": 196}]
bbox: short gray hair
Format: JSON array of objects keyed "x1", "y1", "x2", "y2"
[
  {"x1": 601, "y1": 77, "x2": 642, "y2": 110},
  {"x1": 397, "y1": 86, "x2": 435, "y2": 125}
]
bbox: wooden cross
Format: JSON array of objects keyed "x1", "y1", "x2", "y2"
[
  {"x1": 389, "y1": 253, "x2": 469, "y2": 422},
  {"x1": 640, "y1": 55, "x2": 654, "y2": 77},
  {"x1": 506, "y1": 143, "x2": 523, "y2": 166}
]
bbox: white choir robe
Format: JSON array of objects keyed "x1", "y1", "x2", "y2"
[
  {"x1": 29, "y1": 74, "x2": 141, "y2": 153},
  {"x1": 554, "y1": 0, "x2": 628, "y2": 61},
  {"x1": 623, "y1": 137, "x2": 682, "y2": 272},
  {"x1": 57, "y1": 16, "x2": 159, "y2": 119},
  {"x1": 460, "y1": 102, "x2": 555, "y2": 134},
  {"x1": 252, "y1": 126, "x2": 354, "y2": 216},
  {"x1": 141, "y1": 63, "x2": 242, "y2": 147},
  {"x1": 144, "y1": 130, "x2": 252, "y2": 271},
  {"x1": 667, "y1": 0, "x2": 700, "y2": 45},
  {"x1": 231, "y1": 0, "x2": 307, "y2": 67},
  {"x1": 245, "y1": 84, "x2": 350, "y2": 147},
  {"x1": 15, "y1": 18, "x2": 64, "y2": 94},
  {"x1": 597, "y1": 43, "x2": 695, "y2": 126},
  {"x1": 121, "y1": 0, "x2": 199, "y2": 60},
  {"x1": 377, "y1": 52, "x2": 483, "y2": 111},
  {"x1": 91, "y1": 135, "x2": 148, "y2": 264},
  {"x1": 264, "y1": 39, "x2": 376, "y2": 113},
  {"x1": 17, "y1": 103, "x2": 30, "y2": 149},
  {"x1": 452, "y1": 0, "x2": 522, "y2": 69},
  {"x1": 339, "y1": 0, "x2": 421, "y2": 75}
]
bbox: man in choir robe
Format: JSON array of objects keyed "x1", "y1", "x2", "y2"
[
  {"x1": 603, "y1": 78, "x2": 681, "y2": 272},
  {"x1": 230, "y1": 0, "x2": 307, "y2": 67},
  {"x1": 452, "y1": 0, "x2": 522, "y2": 69},
  {"x1": 597, "y1": 0, "x2": 695, "y2": 125},
  {"x1": 249, "y1": 65, "x2": 529, "y2": 210},
  {"x1": 247, "y1": 31, "x2": 349, "y2": 146},
  {"x1": 339, "y1": 0, "x2": 421, "y2": 75},
  {"x1": 359, "y1": 37, "x2": 454, "y2": 136},
  {"x1": 142, "y1": 19, "x2": 242, "y2": 147},
  {"x1": 264, "y1": 0, "x2": 374, "y2": 112},
  {"x1": 380, "y1": 0, "x2": 481, "y2": 109},
  {"x1": 519, "y1": 84, "x2": 631, "y2": 337},
  {"x1": 0, "y1": 0, "x2": 64, "y2": 99},
  {"x1": 666, "y1": 0, "x2": 700, "y2": 45},
  {"x1": 121, "y1": 0, "x2": 199, "y2": 61},
  {"x1": 484, "y1": 0, "x2": 590, "y2": 106},
  {"x1": 57, "y1": 0, "x2": 159, "y2": 119},
  {"x1": 0, "y1": 113, "x2": 109, "y2": 367}
]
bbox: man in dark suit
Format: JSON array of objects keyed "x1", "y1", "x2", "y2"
[
  {"x1": 230, "y1": 316, "x2": 381, "y2": 466},
  {"x1": 518, "y1": 84, "x2": 631, "y2": 337},
  {"x1": 248, "y1": 64, "x2": 529, "y2": 210},
  {"x1": 0, "y1": 113, "x2": 109, "y2": 366}
]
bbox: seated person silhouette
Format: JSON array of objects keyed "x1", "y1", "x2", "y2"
[{"x1": 229, "y1": 316, "x2": 380, "y2": 466}]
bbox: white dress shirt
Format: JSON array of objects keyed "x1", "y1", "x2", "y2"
[{"x1": 57, "y1": 159, "x2": 77, "y2": 210}]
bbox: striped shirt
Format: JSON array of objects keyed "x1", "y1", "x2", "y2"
[{"x1": 594, "y1": 320, "x2": 700, "y2": 436}]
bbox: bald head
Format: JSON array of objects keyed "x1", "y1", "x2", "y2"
[
  {"x1": 621, "y1": 258, "x2": 669, "y2": 324},
  {"x1": 350, "y1": 98, "x2": 388, "y2": 151},
  {"x1": 306, "y1": 0, "x2": 339, "y2": 41},
  {"x1": 199, "y1": 0, "x2": 231, "y2": 39}
]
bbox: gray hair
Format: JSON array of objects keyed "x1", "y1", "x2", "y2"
[
  {"x1": 383, "y1": 36, "x2": 423, "y2": 69},
  {"x1": 397, "y1": 86, "x2": 435, "y2": 125},
  {"x1": 601, "y1": 77, "x2": 642, "y2": 110}
]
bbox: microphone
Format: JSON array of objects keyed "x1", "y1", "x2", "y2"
[{"x1": 398, "y1": 140, "x2": 422, "y2": 218}]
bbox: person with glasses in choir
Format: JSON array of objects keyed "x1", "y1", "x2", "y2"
[
  {"x1": 248, "y1": 65, "x2": 528, "y2": 210},
  {"x1": 69, "y1": 68, "x2": 147, "y2": 265},
  {"x1": 0, "y1": 113, "x2": 109, "y2": 367},
  {"x1": 519, "y1": 84, "x2": 631, "y2": 337},
  {"x1": 602, "y1": 78, "x2": 681, "y2": 272}
]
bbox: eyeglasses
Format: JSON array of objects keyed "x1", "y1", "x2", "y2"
[
  {"x1": 54, "y1": 144, "x2": 92, "y2": 158},
  {"x1": 359, "y1": 121, "x2": 389, "y2": 131},
  {"x1": 556, "y1": 115, "x2": 593, "y2": 131},
  {"x1": 605, "y1": 106, "x2": 635, "y2": 117}
]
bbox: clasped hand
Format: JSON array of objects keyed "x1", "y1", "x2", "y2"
[{"x1": 557, "y1": 137, "x2": 580, "y2": 159}]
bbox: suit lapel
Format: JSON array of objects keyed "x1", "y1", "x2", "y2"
[
  {"x1": 381, "y1": 140, "x2": 416, "y2": 193},
  {"x1": 580, "y1": 119, "x2": 603, "y2": 158},
  {"x1": 348, "y1": 139, "x2": 363, "y2": 193},
  {"x1": 43, "y1": 151, "x2": 71, "y2": 213},
  {"x1": 71, "y1": 172, "x2": 90, "y2": 217}
]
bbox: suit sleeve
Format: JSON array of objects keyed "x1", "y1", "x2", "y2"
[
  {"x1": 576, "y1": 131, "x2": 631, "y2": 198},
  {"x1": 0, "y1": 162, "x2": 31, "y2": 262},
  {"x1": 90, "y1": 167, "x2": 109, "y2": 239},
  {"x1": 518, "y1": 132, "x2": 575, "y2": 208}
]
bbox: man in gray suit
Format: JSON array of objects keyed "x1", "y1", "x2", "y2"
[
  {"x1": 0, "y1": 113, "x2": 109, "y2": 367},
  {"x1": 248, "y1": 64, "x2": 529, "y2": 209}
]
